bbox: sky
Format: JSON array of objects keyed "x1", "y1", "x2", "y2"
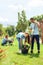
[{"x1": 0, "y1": 0, "x2": 43, "y2": 26}]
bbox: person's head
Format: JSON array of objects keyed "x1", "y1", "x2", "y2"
[
  {"x1": 5, "y1": 35, "x2": 8, "y2": 39},
  {"x1": 30, "y1": 18, "x2": 35, "y2": 23}
]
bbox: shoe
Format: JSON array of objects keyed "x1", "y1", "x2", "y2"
[
  {"x1": 31, "y1": 51, "x2": 33, "y2": 53},
  {"x1": 18, "y1": 50, "x2": 22, "y2": 54},
  {"x1": 38, "y1": 51, "x2": 40, "y2": 54}
]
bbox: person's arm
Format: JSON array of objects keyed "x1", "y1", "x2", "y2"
[{"x1": 34, "y1": 21, "x2": 40, "y2": 28}]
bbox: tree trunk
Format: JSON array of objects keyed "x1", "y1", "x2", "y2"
[{"x1": 41, "y1": 23, "x2": 43, "y2": 44}]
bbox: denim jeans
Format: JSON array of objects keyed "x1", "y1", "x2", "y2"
[
  {"x1": 17, "y1": 35, "x2": 25, "y2": 50},
  {"x1": 17, "y1": 38, "x2": 23, "y2": 50},
  {"x1": 31, "y1": 35, "x2": 40, "y2": 51}
]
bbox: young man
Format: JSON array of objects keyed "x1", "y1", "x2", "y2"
[{"x1": 30, "y1": 18, "x2": 40, "y2": 53}]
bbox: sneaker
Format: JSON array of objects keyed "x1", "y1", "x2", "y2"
[
  {"x1": 18, "y1": 50, "x2": 22, "y2": 54},
  {"x1": 31, "y1": 51, "x2": 33, "y2": 53},
  {"x1": 38, "y1": 51, "x2": 40, "y2": 54}
]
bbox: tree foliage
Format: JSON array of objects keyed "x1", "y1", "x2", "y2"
[
  {"x1": 6, "y1": 25, "x2": 15, "y2": 36},
  {"x1": 33, "y1": 15, "x2": 43, "y2": 22},
  {"x1": 0, "y1": 24, "x2": 3, "y2": 36},
  {"x1": 16, "y1": 10, "x2": 27, "y2": 33}
]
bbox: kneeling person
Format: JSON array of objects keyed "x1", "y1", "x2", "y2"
[{"x1": 2, "y1": 35, "x2": 8, "y2": 45}]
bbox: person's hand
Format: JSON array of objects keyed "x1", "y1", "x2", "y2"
[
  {"x1": 34, "y1": 20, "x2": 40, "y2": 27},
  {"x1": 34, "y1": 20, "x2": 39, "y2": 24},
  {"x1": 34, "y1": 20, "x2": 37, "y2": 23}
]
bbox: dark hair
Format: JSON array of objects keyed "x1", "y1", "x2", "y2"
[
  {"x1": 5, "y1": 35, "x2": 8, "y2": 38},
  {"x1": 30, "y1": 18, "x2": 34, "y2": 20}
]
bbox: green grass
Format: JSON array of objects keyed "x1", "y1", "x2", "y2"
[{"x1": 0, "y1": 38, "x2": 43, "y2": 65}]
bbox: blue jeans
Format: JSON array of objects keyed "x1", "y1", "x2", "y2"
[
  {"x1": 17, "y1": 38, "x2": 23, "y2": 50},
  {"x1": 31, "y1": 35, "x2": 40, "y2": 51},
  {"x1": 17, "y1": 36, "x2": 25, "y2": 50}
]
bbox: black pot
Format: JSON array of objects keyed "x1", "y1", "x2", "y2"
[{"x1": 22, "y1": 45, "x2": 30, "y2": 54}]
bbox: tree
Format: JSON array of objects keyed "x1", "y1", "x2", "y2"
[
  {"x1": 33, "y1": 15, "x2": 43, "y2": 22},
  {"x1": 0, "y1": 24, "x2": 3, "y2": 36},
  {"x1": 6, "y1": 25, "x2": 15, "y2": 36},
  {"x1": 16, "y1": 10, "x2": 27, "y2": 33}
]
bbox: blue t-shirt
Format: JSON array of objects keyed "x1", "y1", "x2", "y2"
[
  {"x1": 16, "y1": 32, "x2": 25, "y2": 39},
  {"x1": 2, "y1": 38, "x2": 8, "y2": 44},
  {"x1": 30, "y1": 23, "x2": 39, "y2": 35}
]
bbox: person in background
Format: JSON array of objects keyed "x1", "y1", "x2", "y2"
[
  {"x1": 30, "y1": 18, "x2": 40, "y2": 54},
  {"x1": 1, "y1": 35, "x2": 13, "y2": 46},
  {"x1": 1, "y1": 35, "x2": 8, "y2": 46}
]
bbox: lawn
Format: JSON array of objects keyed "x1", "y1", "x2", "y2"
[{"x1": 0, "y1": 38, "x2": 43, "y2": 65}]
